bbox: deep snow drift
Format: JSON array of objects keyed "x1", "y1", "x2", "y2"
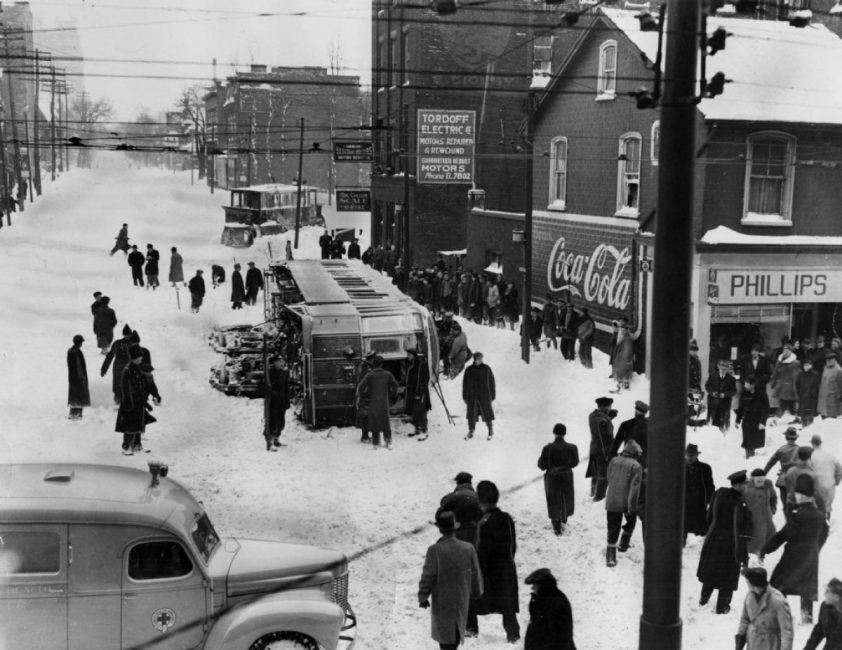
[{"x1": 1, "y1": 153, "x2": 840, "y2": 650}]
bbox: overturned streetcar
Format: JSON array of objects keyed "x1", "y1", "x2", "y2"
[{"x1": 264, "y1": 259, "x2": 439, "y2": 427}]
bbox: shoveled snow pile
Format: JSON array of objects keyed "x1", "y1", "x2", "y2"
[{"x1": 1, "y1": 152, "x2": 840, "y2": 650}]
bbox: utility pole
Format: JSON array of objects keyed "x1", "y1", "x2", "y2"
[
  {"x1": 520, "y1": 91, "x2": 535, "y2": 364},
  {"x1": 402, "y1": 103, "x2": 411, "y2": 271},
  {"x1": 293, "y1": 117, "x2": 304, "y2": 249},
  {"x1": 32, "y1": 48, "x2": 41, "y2": 195},
  {"x1": 638, "y1": 1, "x2": 701, "y2": 648},
  {"x1": 209, "y1": 121, "x2": 215, "y2": 194},
  {"x1": 23, "y1": 113, "x2": 32, "y2": 202},
  {"x1": 50, "y1": 65, "x2": 56, "y2": 181},
  {"x1": 4, "y1": 28, "x2": 24, "y2": 212},
  {"x1": 0, "y1": 117, "x2": 10, "y2": 226}
]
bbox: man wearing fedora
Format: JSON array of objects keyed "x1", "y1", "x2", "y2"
[
  {"x1": 265, "y1": 355, "x2": 291, "y2": 450},
  {"x1": 763, "y1": 427, "x2": 803, "y2": 506},
  {"x1": 587, "y1": 397, "x2": 615, "y2": 502},
  {"x1": 609, "y1": 400, "x2": 649, "y2": 467},
  {"x1": 538, "y1": 423, "x2": 580, "y2": 535},
  {"x1": 706, "y1": 359, "x2": 737, "y2": 433},
  {"x1": 684, "y1": 443, "x2": 715, "y2": 545},
  {"x1": 418, "y1": 510, "x2": 483, "y2": 650},
  {"x1": 440, "y1": 472, "x2": 483, "y2": 548},
  {"x1": 735, "y1": 567, "x2": 793, "y2": 650},
  {"x1": 354, "y1": 350, "x2": 377, "y2": 443},
  {"x1": 67, "y1": 334, "x2": 89, "y2": 421},
  {"x1": 405, "y1": 347, "x2": 432, "y2": 441},
  {"x1": 817, "y1": 349, "x2": 842, "y2": 419},
  {"x1": 697, "y1": 469, "x2": 751, "y2": 615},
  {"x1": 356, "y1": 354, "x2": 399, "y2": 449},
  {"x1": 760, "y1": 474, "x2": 829, "y2": 625}
]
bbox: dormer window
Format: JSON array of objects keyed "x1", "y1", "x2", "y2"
[{"x1": 597, "y1": 40, "x2": 617, "y2": 100}]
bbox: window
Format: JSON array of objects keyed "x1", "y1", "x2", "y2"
[
  {"x1": 650, "y1": 121, "x2": 660, "y2": 166},
  {"x1": 549, "y1": 136, "x2": 568, "y2": 208},
  {"x1": 617, "y1": 132, "x2": 642, "y2": 215},
  {"x1": 597, "y1": 40, "x2": 617, "y2": 99},
  {"x1": 390, "y1": 31, "x2": 400, "y2": 86},
  {"x1": 403, "y1": 26, "x2": 411, "y2": 85},
  {"x1": 129, "y1": 541, "x2": 194, "y2": 581},
  {"x1": 0, "y1": 531, "x2": 61, "y2": 574},
  {"x1": 191, "y1": 514, "x2": 220, "y2": 563},
  {"x1": 533, "y1": 35, "x2": 553, "y2": 76},
  {"x1": 378, "y1": 37, "x2": 388, "y2": 87},
  {"x1": 743, "y1": 132, "x2": 795, "y2": 225}
]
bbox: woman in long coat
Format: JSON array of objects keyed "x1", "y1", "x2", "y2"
[
  {"x1": 744, "y1": 469, "x2": 777, "y2": 556},
  {"x1": 67, "y1": 335, "x2": 90, "y2": 420},
  {"x1": 474, "y1": 481, "x2": 520, "y2": 643},
  {"x1": 696, "y1": 473, "x2": 751, "y2": 613},
  {"x1": 761, "y1": 476, "x2": 829, "y2": 621},
  {"x1": 735, "y1": 378, "x2": 769, "y2": 457},
  {"x1": 611, "y1": 325, "x2": 635, "y2": 390},
  {"x1": 168, "y1": 247, "x2": 184, "y2": 286},
  {"x1": 115, "y1": 349, "x2": 155, "y2": 452}
]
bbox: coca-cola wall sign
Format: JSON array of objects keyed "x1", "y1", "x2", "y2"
[{"x1": 533, "y1": 216, "x2": 636, "y2": 323}]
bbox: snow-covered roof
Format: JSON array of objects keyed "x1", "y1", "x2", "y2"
[
  {"x1": 700, "y1": 225, "x2": 842, "y2": 245},
  {"x1": 601, "y1": 7, "x2": 842, "y2": 125}
]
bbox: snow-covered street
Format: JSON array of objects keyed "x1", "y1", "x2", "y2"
[{"x1": 1, "y1": 155, "x2": 840, "y2": 649}]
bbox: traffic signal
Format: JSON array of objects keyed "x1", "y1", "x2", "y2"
[
  {"x1": 707, "y1": 27, "x2": 729, "y2": 55},
  {"x1": 705, "y1": 72, "x2": 730, "y2": 97}
]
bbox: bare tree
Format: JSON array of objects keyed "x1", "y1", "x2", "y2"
[
  {"x1": 70, "y1": 94, "x2": 114, "y2": 168},
  {"x1": 176, "y1": 86, "x2": 207, "y2": 178},
  {"x1": 263, "y1": 90, "x2": 291, "y2": 182},
  {"x1": 328, "y1": 35, "x2": 344, "y2": 75}
]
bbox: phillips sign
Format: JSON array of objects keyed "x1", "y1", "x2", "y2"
[{"x1": 546, "y1": 237, "x2": 632, "y2": 310}]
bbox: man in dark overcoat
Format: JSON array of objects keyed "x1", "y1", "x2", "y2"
[
  {"x1": 418, "y1": 510, "x2": 483, "y2": 650},
  {"x1": 266, "y1": 355, "x2": 291, "y2": 449},
  {"x1": 523, "y1": 568, "x2": 576, "y2": 650},
  {"x1": 115, "y1": 346, "x2": 155, "y2": 453},
  {"x1": 245, "y1": 262, "x2": 263, "y2": 306},
  {"x1": 558, "y1": 302, "x2": 579, "y2": 361},
  {"x1": 737, "y1": 343, "x2": 773, "y2": 393},
  {"x1": 689, "y1": 339, "x2": 703, "y2": 391},
  {"x1": 101, "y1": 324, "x2": 134, "y2": 404},
  {"x1": 354, "y1": 351, "x2": 376, "y2": 443},
  {"x1": 92, "y1": 295, "x2": 117, "y2": 354},
  {"x1": 188, "y1": 269, "x2": 206, "y2": 313},
  {"x1": 347, "y1": 238, "x2": 361, "y2": 260},
  {"x1": 586, "y1": 396, "x2": 615, "y2": 501},
  {"x1": 356, "y1": 354, "x2": 398, "y2": 449},
  {"x1": 803, "y1": 578, "x2": 842, "y2": 650},
  {"x1": 405, "y1": 348, "x2": 432, "y2": 440},
  {"x1": 706, "y1": 359, "x2": 737, "y2": 433},
  {"x1": 537, "y1": 423, "x2": 580, "y2": 535},
  {"x1": 735, "y1": 377, "x2": 769, "y2": 458},
  {"x1": 609, "y1": 400, "x2": 649, "y2": 465},
  {"x1": 127, "y1": 245, "x2": 145, "y2": 286},
  {"x1": 696, "y1": 469, "x2": 751, "y2": 615},
  {"x1": 761, "y1": 474, "x2": 830, "y2": 625},
  {"x1": 473, "y1": 480, "x2": 520, "y2": 644},
  {"x1": 110, "y1": 223, "x2": 130, "y2": 255},
  {"x1": 230, "y1": 263, "x2": 246, "y2": 309},
  {"x1": 462, "y1": 351, "x2": 495, "y2": 440},
  {"x1": 684, "y1": 444, "x2": 715, "y2": 544},
  {"x1": 796, "y1": 359, "x2": 821, "y2": 427},
  {"x1": 67, "y1": 334, "x2": 89, "y2": 420},
  {"x1": 318, "y1": 230, "x2": 333, "y2": 260}
]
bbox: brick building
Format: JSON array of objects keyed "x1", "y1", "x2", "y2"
[
  {"x1": 471, "y1": 6, "x2": 842, "y2": 374},
  {"x1": 370, "y1": 0, "x2": 581, "y2": 269},
  {"x1": 206, "y1": 65, "x2": 368, "y2": 192}
]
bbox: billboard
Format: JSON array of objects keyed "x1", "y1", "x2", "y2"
[
  {"x1": 417, "y1": 109, "x2": 475, "y2": 184},
  {"x1": 333, "y1": 140, "x2": 372, "y2": 162},
  {"x1": 336, "y1": 189, "x2": 371, "y2": 212}
]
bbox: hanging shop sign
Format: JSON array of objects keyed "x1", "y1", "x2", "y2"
[
  {"x1": 336, "y1": 189, "x2": 371, "y2": 212},
  {"x1": 417, "y1": 109, "x2": 475, "y2": 184},
  {"x1": 333, "y1": 140, "x2": 373, "y2": 162},
  {"x1": 546, "y1": 237, "x2": 632, "y2": 310},
  {"x1": 710, "y1": 268, "x2": 842, "y2": 304}
]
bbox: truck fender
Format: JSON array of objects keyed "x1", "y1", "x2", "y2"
[{"x1": 204, "y1": 597, "x2": 344, "y2": 650}]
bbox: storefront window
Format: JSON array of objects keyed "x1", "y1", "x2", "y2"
[
  {"x1": 616, "y1": 133, "x2": 641, "y2": 216},
  {"x1": 743, "y1": 132, "x2": 795, "y2": 225}
]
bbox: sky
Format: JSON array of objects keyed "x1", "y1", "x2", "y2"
[{"x1": 26, "y1": 0, "x2": 372, "y2": 121}]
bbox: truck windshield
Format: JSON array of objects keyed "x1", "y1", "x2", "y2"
[{"x1": 191, "y1": 513, "x2": 220, "y2": 563}]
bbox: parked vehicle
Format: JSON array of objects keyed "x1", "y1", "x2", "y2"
[
  {"x1": 0, "y1": 462, "x2": 356, "y2": 650},
  {"x1": 221, "y1": 184, "x2": 323, "y2": 248}
]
